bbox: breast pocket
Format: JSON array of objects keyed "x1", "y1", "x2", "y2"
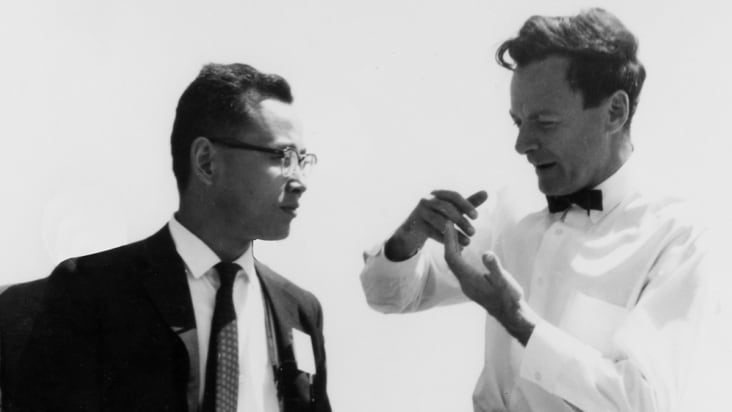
[{"x1": 559, "y1": 291, "x2": 629, "y2": 354}]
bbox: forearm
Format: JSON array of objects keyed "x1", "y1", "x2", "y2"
[
  {"x1": 384, "y1": 225, "x2": 427, "y2": 262},
  {"x1": 361, "y1": 241, "x2": 468, "y2": 313}
]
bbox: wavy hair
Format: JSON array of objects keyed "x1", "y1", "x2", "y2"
[{"x1": 497, "y1": 8, "x2": 646, "y2": 129}]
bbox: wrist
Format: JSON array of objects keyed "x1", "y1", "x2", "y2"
[
  {"x1": 500, "y1": 300, "x2": 537, "y2": 346},
  {"x1": 384, "y1": 227, "x2": 426, "y2": 262}
]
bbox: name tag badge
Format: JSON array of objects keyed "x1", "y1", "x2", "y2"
[{"x1": 292, "y1": 328, "x2": 316, "y2": 375}]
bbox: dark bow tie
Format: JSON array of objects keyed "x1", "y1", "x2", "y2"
[{"x1": 546, "y1": 189, "x2": 603, "y2": 214}]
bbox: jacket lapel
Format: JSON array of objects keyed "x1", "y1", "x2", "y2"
[
  {"x1": 139, "y1": 226, "x2": 200, "y2": 412},
  {"x1": 256, "y1": 260, "x2": 299, "y2": 366},
  {"x1": 256, "y1": 261, "x2": 316, "y2": 410}
]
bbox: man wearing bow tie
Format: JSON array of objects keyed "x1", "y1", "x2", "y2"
[
  {"x1": 16, "y1": 63, "x2": 331, "y2": 412},
  {"x1": 360, "y1": 8, "x2": 717, "y2": 412}
]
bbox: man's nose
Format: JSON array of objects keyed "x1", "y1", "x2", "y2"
[
  {"x1": 514, "y1": 127, "x2": 539, "y2": 155},
  {"x1": 286, "y1": 171, "x2": 308, "y2": 195}
]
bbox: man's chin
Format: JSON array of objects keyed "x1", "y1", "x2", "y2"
[
  {"x1": 537, "y1": 180, "x2": 570, "y2": 197},
  {"x1": 537, "y1": 181, "x2": 556, "y2": 196},
  {"x1": 257, "y1": 228, "x2": 291, "y2": 241}
]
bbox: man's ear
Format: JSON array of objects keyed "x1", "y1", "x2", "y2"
[
  {"x1": 190, "y1": 136, "x2": 216, "y2": 186},
  {"x1": 606, "y1": 90, "x2": 629, "y2": 134}
]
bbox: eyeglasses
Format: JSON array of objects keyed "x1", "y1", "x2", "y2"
[{"x1": 206, "y1": 136, "x2": 318, "y2": 178}]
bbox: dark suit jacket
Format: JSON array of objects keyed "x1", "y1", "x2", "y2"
[
  {"x1": 0, "y1": 279, "x2": 48, "y2": 410},
  {"x1": 15, "y1": 227, "x2": 331, "y2": 412}
]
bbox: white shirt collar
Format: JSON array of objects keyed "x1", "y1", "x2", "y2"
[
  {"x1": 555, "y1": 155, "x2": 636, "y2": 224},
  {"x1": 167, "y1": 215, "x2": 256, "y2": 280},
  {"x1": 589, "y1": 155, "x2": 636, "y2": 222}
]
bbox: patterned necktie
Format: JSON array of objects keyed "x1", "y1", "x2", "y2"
[
  {"x1": 546, "y1": 189, "x2": 603, "y2": 215},
  {"x1": 202, "y1": 262, "x2": 241, "y2": 412}
]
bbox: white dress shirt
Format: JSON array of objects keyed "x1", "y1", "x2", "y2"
[
  {"x1": 360, "y1": 159, "x2": 719, "y2": 412},
  {"x1": 168, "y1": 217, "x2": 279, "y2": 412}
]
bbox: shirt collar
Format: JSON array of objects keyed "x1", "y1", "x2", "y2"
[
  {"x1": 558, "y1": 155, "x2": 636, "y2": 224},
  {"x1": 167, "y1": 215, "x2": 255, "y2": 280}
]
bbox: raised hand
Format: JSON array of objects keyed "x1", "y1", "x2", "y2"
[
  {"x1": 443, "y1": 222, "x2": 536, "y2": 345},
  {"x1": 384, "y1": 190, "x2": 488, "y2": 261}
]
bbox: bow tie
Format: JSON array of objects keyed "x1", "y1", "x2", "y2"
[{"x1": 546, "y1": 189, "x2": 603, "y2": 214}]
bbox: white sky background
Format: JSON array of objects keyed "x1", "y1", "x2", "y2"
[{"x1": 1, "y1": 0, "x2": 730, "y2": 410}]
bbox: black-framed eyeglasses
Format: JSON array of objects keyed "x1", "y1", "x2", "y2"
[{"x1": 206, "y1": 136, "x2": 318, "y2": 178}]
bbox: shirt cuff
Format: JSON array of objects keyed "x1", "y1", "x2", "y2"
[
  {"x1": 360, "y1": 241, "x2": 428, "y2": 313},
  {"x1": 362, "y1": 241, "x2": 426, "y2": 271},
  {"x1": 520, "y1": 319, "x2": 600, "y2": 395}
]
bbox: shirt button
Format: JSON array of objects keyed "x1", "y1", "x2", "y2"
[
  {"x1": 555, "y1": 228, "x2": 563, "y2": 235},
  {"x1": 534, "y1": 372, "x2": 542, "y2": 381}
]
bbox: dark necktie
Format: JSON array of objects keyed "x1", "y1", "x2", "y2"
[
  {"x1": 546, "y1": 189, "x2": 603, "y2": 215},
  {"x1": 202, "y1": 262, "x2": 241, "y2": 412}
]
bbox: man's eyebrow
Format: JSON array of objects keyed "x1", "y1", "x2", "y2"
[
  {"x1": 273, "y1": 143, "x2": 308, "y2": 154},
  {"x1": 511, "y1": 110, "x2": 560, "y2": 120},
  {"x1": 270, "y1": 143, "x2": 296, "y2": 150}
]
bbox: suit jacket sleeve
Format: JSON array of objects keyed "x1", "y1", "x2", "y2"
[{"x1": 16, "y1": 259, "x2": 102, "y2": 412}]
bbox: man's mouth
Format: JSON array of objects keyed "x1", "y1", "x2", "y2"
[
  {"x1": 280, "y1": 205, "x2": 299, "y2": 216},
  {"x1": 534, "y1": 162, "x2": 556, "y2": 171}
]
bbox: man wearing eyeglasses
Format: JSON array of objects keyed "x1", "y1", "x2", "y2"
[{"x1": 17, "y1": 63, "x2": 330, "y2": 412}]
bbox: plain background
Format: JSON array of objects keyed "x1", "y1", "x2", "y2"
[{"x1": 1, "y1": 1, "x2": 730, "y2": 410}]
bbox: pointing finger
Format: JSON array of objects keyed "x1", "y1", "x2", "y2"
[
  {"x1": 431, "y1": 190, "x2": 487, "y2": 219},
  {"x1": 466, "y1": 190, "x2": 489, "y2": 208},
  {"x1": 443, "y1": 222, "x2": 460, "y2": 258},
  {"x1": 443, "y1": 223, "x2": 474, "y2": 270}
]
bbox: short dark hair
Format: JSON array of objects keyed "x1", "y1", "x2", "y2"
[
  {"x1": 496, "y1": 8, "x2": 646, "y2": 128},
  {"x1": 170, "y1": 63, "x2": 293, "y2": 193}
]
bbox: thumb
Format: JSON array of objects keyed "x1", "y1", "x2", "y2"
[
  {"x1": 467, "y1": 190, "x2": 489, "y2": 208},
  {"x1": 482, "y1": 251, "x2": 523, "y2": 300},
  {"x1": 481, "y1": 251, "x2": 501, "y2": 277}
]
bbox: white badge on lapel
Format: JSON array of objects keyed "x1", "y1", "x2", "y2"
[{"x1": 292, "y1": 328, "x2": 316, "y2": 375}]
